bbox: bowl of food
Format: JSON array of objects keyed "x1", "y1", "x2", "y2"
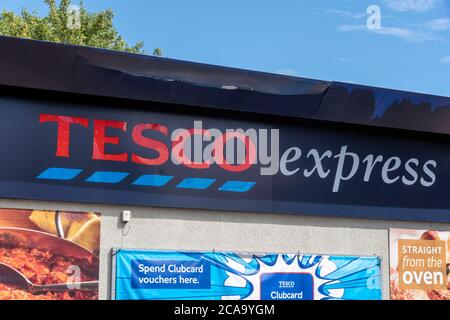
[{"x1": 0, "y1": 209, "x2": 101, "y2": 300}]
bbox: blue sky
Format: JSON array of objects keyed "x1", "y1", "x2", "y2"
[{"x1": 2, "y1": 0, "x2": 450, "y2": 96}]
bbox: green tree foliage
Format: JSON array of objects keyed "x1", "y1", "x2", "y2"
[
  {"x1": 0, "y1": 0, "x2": 158, "y2": 55},
  {"x1": 153, "y1": 47, "x2": 163, "y2": 57}
]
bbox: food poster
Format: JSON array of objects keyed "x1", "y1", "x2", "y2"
[
  {"x1": 0, "y1": 208, "x2": 100, "y2": 300},
  {"x1": 115, "y1": 249, "x2": 382, "y2": 300},
  {"x1": 390, "y1": 228, "x2": 450, "y2": 300}
]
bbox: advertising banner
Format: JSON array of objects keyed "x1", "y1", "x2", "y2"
[
  {"x1": 0, "y1": 91, "x2": 449, "y2": 222},
  {"x1": 0, "y1": 208, "x2": 100, "y2": 300},
  {"x1": 114, "y1": 249, "x2": 382, "y2": 300},
  {"x1": 390, "y1": 228, "x2": 450, "y2": 300}
]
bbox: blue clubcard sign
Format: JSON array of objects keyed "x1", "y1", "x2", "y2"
[{"x1": 114, "y1": 249, "x2": 382, "y2": 300}]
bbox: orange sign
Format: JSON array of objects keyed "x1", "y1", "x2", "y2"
[
  {"x1": 390, "y1": 229, "x2": 450, "y2": 300},
  {"x1": 397, "y1": 239, "x2": 446, "y2": 290}
]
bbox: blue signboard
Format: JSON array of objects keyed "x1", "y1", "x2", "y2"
[
  {"x1": 0, "y1": 91, "x2": 449, "y2": 222},
  {"x1": 114, "y1": 249, "x2": 382, "y2": 300}
]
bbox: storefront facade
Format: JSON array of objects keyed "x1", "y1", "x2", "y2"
[{"x1": 0, "y1": 36, "x2": 449, "y2": 300}]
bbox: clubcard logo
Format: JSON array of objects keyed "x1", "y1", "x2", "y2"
[{"x1": 261, "y1": 273, "x2": 314, "y2": 300}]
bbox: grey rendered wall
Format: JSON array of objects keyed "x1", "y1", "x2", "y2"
[{"x1": 0, "y1": 198, "x2": 449, "y2": 300}]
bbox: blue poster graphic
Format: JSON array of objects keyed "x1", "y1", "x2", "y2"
[{"x1": 114, "y1": 249, "x2": 382, "y2": 300}]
